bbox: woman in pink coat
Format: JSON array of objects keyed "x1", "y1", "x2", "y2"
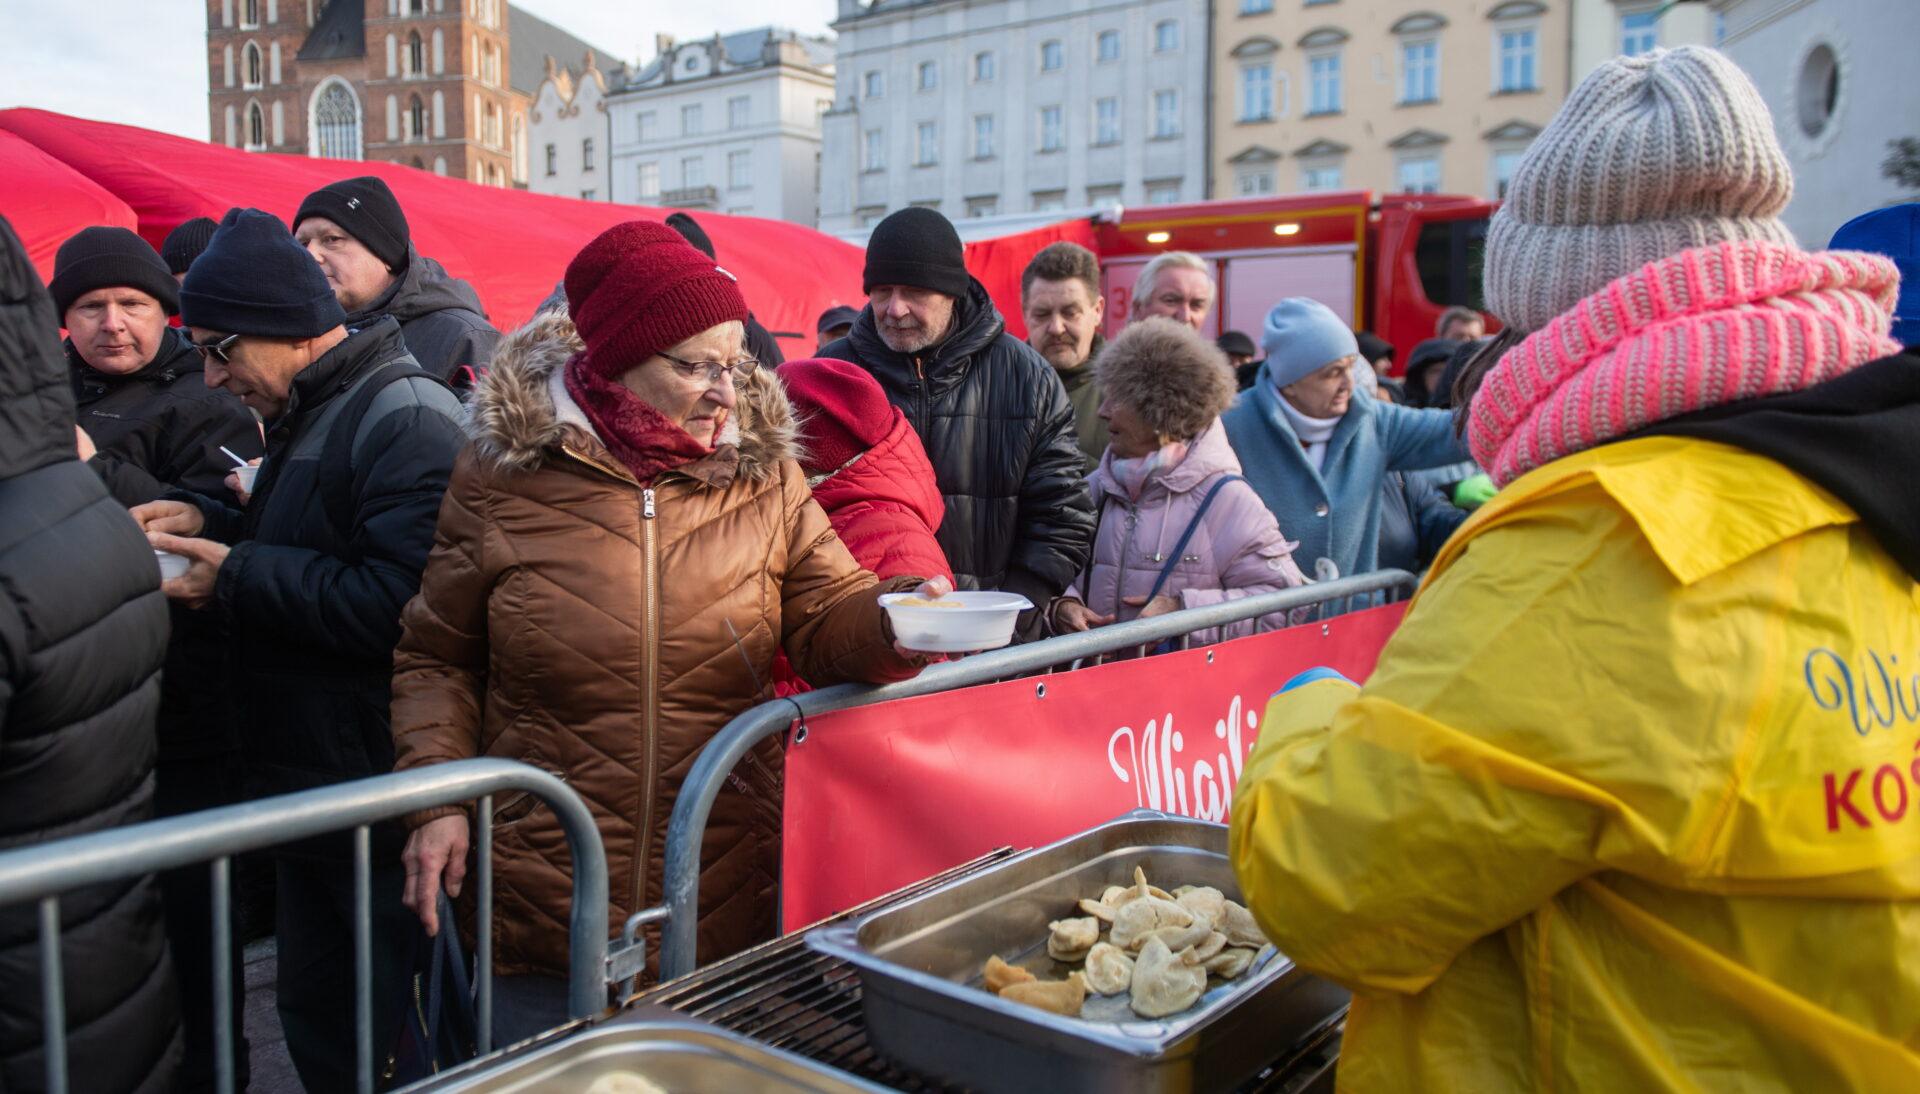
[{"x1": 1051, "y1": 318, "x2": 1309, "y2": 644}]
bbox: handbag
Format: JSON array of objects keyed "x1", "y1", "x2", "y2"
[{"x1": 381, "y1": 891, "x2": 479, "y2": 1088}]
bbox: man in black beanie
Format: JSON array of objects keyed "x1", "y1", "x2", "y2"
[
  {"x1": 51, "y1": 222, "x2": 262, "y2": 1093},
  {"x1": 161, "y1": 216, "x2": 220, "y2": 282},
  {"x1": 664, "y1": 210, "x2": 785, "y2": 367},
  {"x1": 293, "y1": 175, "x2": 499, "y2": 391},
  {"x1": 128, "y1": 207, "x2": 465, "y2": 1093},
  {"x1": 819, "y1": 207, "x2": 1092, "y2": 640}
]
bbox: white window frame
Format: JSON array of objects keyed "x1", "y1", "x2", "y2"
[
  {"x1": 1396, "y1": 153, "x2": 1442, "y2": 194},
  {"x1": 682, "y1": 103, "x2": 703, "y2": 136},
  {"x1": 1491, "y1": 146, "x2": 1528, "y2": 199},
  {"x1": 917, "y1": 60, "x2": 939, "y2": 91},
  {"x1": 681, "y1": 155, "x2": 705, "y2": 189},
  {"x1": 1152, "y1": 89, "x2": 1180, "y2": 138},
  {"x1": 1301, "y1": 162, "x2": 1343, "y2": 191},
  {"x1": 973, "y1": 51, "x2": 996, "y2": 82},
  {"x1": 864, "y1": 70, "x2": 884, "y2": 99},
  {"x1": 1040, "y1": 40, "x2": 1064, "y2": 72},
  {"x1": 637, "y1": 111, "x2": 656, "y2": 142},
  {"x1": 862, "y1": 128, "x2": 886, "y2": 172},
  {"x1": 637, "y1": 161, "x2": 660, "y2": 199},
  {"x1": 1239, "y1": 62, "x2": 1274, "y2": 122},
  {"x1": 966, "y1": 195, "x2": 999, "y2": 218},
  {"x1": 1094, "y1": 97, "x2": 1121, "y2": 145},
  {"x1": 1400, "y1": 38, "x2": 1439, "y2": 104},
  {"x1": 1145, "y1": 181, "x2": 1181, "y2": 205},
  {"x1": 1307, "y1": 50, "x2": 1342, "y2": 115},
  {"x1": 728, "y1": 95, "x2": 750, "y2": 130},
  {"x1": 1495, "y1": 24, "x2": 1540, "y2": 93},
  {"x1": 1240, "y1": 0, "x2": 1274, "y2": 13},
  {"x1": 973, "y1": 113, "x2": 995, "y2": 159},
  {"x1": 728, "y1": 149, "x2": 752, "y2": 190},
  {"x1": 1235, "y1": 166, "x2": 1276, "y2": 196},
  {"x1": 1038, "y1": 105, "x2": 1064, "y2": 152},
  {"x1": 1620, "y1": 7, "x2": 1659, "y2": 56},
  {"x1": 1031, "y1": 189, "x2": 1068, "y2": 213},
  {"x1": 1096, "y1": 30, "x2": 1121, "y2": 63},
  {"x1": 916, "y1": 121, "x2": 939, "y2": 166},
  {"x1": 1154, "y1": 20, "x2": 1180, "y2": 53}
]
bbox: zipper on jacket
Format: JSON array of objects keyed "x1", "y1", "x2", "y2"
[
  {"x1": 911, "y1": 354, "x2": 931, "y2": 442},
  {"x1": 633, "y1": 485, "x2": 660, "y2": 929},
  {"x1": 1114, "y1": 504, "x2": 1141, "y2": 616}
]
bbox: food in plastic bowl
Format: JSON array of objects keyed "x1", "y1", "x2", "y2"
[
  {"x1": 155, "y1": 550, "x2": 190, "y2": 581},
  {"x1": 881, "y1": 590, "x2": 1034, "y2": 653}
]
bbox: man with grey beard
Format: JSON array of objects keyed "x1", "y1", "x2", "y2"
[{"x1": 819, "y1": 207, "x2": 1093, "y2": 639}]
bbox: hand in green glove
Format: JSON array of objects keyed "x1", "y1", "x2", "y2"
[{"x1": 1453, "y1": 473, "x2": 1497, "y2": 510}]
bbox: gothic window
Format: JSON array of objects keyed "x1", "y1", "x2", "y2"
[
  {"x1": 408, "y1": 32, "x2": 424, "y2": 77},
  {"x1": 313, "y1": 81, "x2": 360, "y2": 159},
  {"x1": 247, "y1": 102, "x2": 266, "y2": 148},
  {"x1": 245, "y1": 42, "x2": 262, "y2": 87},
  {"x1": 409, "y1": 95, "x2": 426, "y2": 141}
]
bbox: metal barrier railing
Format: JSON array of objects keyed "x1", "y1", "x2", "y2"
[
  {"x1": 646, "y1": 569, "x2": 1417, "y2": 980},
  {"x1": 0, "y1": 758, "x2": 608, "y2": 1094}
]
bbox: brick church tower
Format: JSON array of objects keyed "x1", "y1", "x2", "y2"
[{"x1": 204, "y1": 0, "x2": 528, "y2": 187}]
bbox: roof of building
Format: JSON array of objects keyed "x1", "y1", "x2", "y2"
[
  {"x1": 617, "y1": 26, "x2": 833, "y2": 90},
  {"x1": 508, "y1": 4, "x2": 623, "y2": 97},
  {"x1": 297, "y1": 0, "x2": 366, "y2": 62}
]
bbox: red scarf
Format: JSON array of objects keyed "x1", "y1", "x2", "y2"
[{"x1": 563, "y1": 351, "x2": 719, "y2": 485}]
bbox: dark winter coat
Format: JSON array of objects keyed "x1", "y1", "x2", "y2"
[
  {"x1": 822, "y1": 279, "x2": 1094, "y2": 618},
  {"x1": 174, "y1": 317, "x2": 464, "y2": 807},
  {"x1": 0, "y1": 218, "x2": 181, "y2": 1094},
  {"x1": 345, "y1": 245, "x2": 499, "y2": 390},
  {"x1": 70, "y1": 327, "x2": 263, "y2": 762},
  {"x1": 745, "y1": 313, "x2": 785, "y2": 369},
  {"x1": 70, "y1": 327, "x2": 262, "y2": 507},
  {"x1": 1375, "y1": 470, "x2": 1467, "y2": 575}
]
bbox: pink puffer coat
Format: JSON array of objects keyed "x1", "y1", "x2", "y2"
[{"x1": 1066, "y1": 420, "x2": 1309, "y2": 643}]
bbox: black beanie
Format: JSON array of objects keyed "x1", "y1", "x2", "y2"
[
  {"x1": 180, "y1": 208, "x2": 346, "y2": 338},
  {"x1": 863, "y1": 207, "x2": 968, "y2": 298},
  {"x1": 48, "y1": 226, "x2": 180, "y2": 317},
  {"x1": 160, "y1": 217, "x2": 220, "y2": 275},
  {"x1": 664, "y1": 212, "x2": 716, "y2": 259},
  {"x1": 293, "y1": 176, "x2": 410, "y2": 271}
]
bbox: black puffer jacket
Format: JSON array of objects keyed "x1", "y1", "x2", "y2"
[
  {"x1": 70, "y1": 327, "x2": 262, "y2": 508},
  {"x1": 176, "y1": 317, "x2": 464, "y2": 807},
  {"x1": 0, "y1": 217, "x2": 181, "y2": 1093},
  {"x1": 823, "y1": 279, "x2": 1093, "y2": 613},
  {"x1": 346, "y1": 244, "x2": 500, "y2": 390}
]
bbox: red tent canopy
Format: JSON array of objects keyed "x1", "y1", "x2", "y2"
[
  {"x1": 0, "y1": 109, "x2": 867, "y2": 353},
  {"x1": 962, "y1": 218, "x2": 1097, "y2": 341},
  {"x1": 0, "y1": 128, "x2": 139, "y2": 284}
]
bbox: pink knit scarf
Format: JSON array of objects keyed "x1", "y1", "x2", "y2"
[{"x1": 1468, "y1": 241, "x2": 1902, "y2": 485}]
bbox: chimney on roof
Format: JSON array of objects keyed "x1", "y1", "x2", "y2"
[{"x1": 655, "y1": 33, "x2": 675, "y2": 57}]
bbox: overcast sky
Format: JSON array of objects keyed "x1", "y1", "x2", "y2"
[{"x1": 0, "y1": 0, "x2": 836, "y2": 141}]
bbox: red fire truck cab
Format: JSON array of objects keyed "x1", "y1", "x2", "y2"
[{"x1": 1089, "y1": 191, "x2": 1495, "y2": 372}]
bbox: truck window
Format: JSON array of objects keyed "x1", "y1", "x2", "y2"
[{"x1": 1414, "y1": 218, "x2": 1489, "y2": 313}]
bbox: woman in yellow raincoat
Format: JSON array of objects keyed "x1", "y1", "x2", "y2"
[{"x1": 1230, "y1": 47, "x2": 1920, "y2": 1091}]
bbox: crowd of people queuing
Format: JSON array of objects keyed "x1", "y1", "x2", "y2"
[{"x1": 1, "y1": 44, "x2": 1917, "y2": 1092}]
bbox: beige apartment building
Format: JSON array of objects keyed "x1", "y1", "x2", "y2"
[{"x1": 1212, "y1": 0, "x2": 1571, "y2": 200}]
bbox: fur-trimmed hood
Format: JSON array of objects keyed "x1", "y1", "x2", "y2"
[{"x1": 467, "y1": 310, "x2": 798, "y2": 483}]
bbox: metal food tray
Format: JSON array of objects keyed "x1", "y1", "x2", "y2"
[
  {"x1": 806, "y1": 811, "x2": 1350, "y2": 1094},
  {"x1": 404, "y1": 1018, "x2": 897, "y2": 1093}
]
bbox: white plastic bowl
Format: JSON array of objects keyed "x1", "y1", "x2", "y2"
[
  {"x1": 880, "y1": 590, "x2": 1034, "y2": 653},
  {"x1": 234, "y1": 464, "x2": 259, "y2": 492},
  {"x1": 155, "y1": 550, "x2": 190, "y2": 581}
]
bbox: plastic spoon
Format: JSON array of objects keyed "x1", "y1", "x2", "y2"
[{"x1": 219, "y1": 445, "x2": 250, "y2": 469}]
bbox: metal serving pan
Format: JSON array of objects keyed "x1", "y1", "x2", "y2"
[
  {"x1": 806, "y1": 811, "x2": 1349, "y2": 1094},
  {"x1": 404, "y1": 1018, "x2": 896, "y2": 1093}
]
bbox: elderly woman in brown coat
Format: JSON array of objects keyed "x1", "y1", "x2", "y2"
[{"x1": 390, "y1": 222, "x2": 941, "y2": 1040}]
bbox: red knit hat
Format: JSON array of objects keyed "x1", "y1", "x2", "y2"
[
  {"x1": 779, "y1": 358, "x2": 897, "y2": 475},
  {"x1": 564, "y1": 220, "x2": 748, "y2": 376}
]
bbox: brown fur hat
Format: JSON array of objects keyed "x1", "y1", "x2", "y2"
[{"x1": 1094, "y1": 317, "x2": 1236, "y2": 441}]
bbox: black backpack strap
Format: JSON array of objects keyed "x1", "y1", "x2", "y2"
[
  {"x1": 318, "y1": 362, "x2": 457, "y2": 538},
  {"x1": 1143, "y1": 474, "x2": 1247, "y2": 605}
]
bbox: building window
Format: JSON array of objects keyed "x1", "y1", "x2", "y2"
[
  {"x1": 916, "y1": 122, "x2": 939, "y2": 165},
  {"x1": 858, "y1": 207, "x2": 887, "y2": 227},
  {"x1": 1032, "y1": 190, "x2": 1067, "y2": 213},
  {"x1": 1155, "y1": 20, "x2": 1180, "y2": 52},
  {"x1": 682, "y1": 155, "x2": 705, "y2": 189},
  {"x1": 1097, "y1": 31, "x2": 1121, "y2": 62},
  {"x1": 723, "y1": 96, "x2": 748, "y2": 130},
  {"x1": 408, "y1": 31, "x2": 424, "y2": 76},
  {"x1": 1087, "y1": 183, "x2": 1122, "y2": 205},
  {"x1": 1397, "y1": 155, "x2": 1441, "y2": 193},
  {"x1": 682, "y1": 103, "x2": 703, "y2": 135},
  {"x1": 544, "y1": 144, "x2": 556, "y2": 175},
  {"x1": 1038, "y1": 106, "x2": 1063, "y2": 152},
  {"x1": 582, "y1": 138, "x2": 594, "y2": 170},
  {"x1": 1239, "y1": 63, "x2": 1274, "y2": 122},
  {"x1": 863, "y1": 128, "x2": 886, "y2": 171},
  {"x1": 1236, "y1": 168, "x2": 1276, "y2": 195},
  {"x1": 973, "y1": 114, "x2": 995, "y2": 159},
  {"x1": 1094, "y1": 97, "x2": 1120, "y2": 145},
  {"x1": 1146, "y1": 181, "x2": 1181, "y2": 205},
  {"x1": 1153, "y1": 90, "x2": 1180, "y2": 138},
  {"x1": 1240, "y1": 0, "x2": 1273, "y2": 13},
  {"x1": 637, "y1": 161, "x2": 660, "y2": 198},
  {"x1": 408, "y1": 95, "x2": 425, "y2": 141},
  {"x1": 1302, "y1": 163, "x2": 1342, "y2": 190},
  {"x1": 242, "y1": 0, "x2": 258, "y2": 27},
  {"x1": 728, "y1": 149, "x2": 752, "y2": 189},
  {"x1": 637, "y1": 111, "x2": 656, "y2": 142},
  {"x1": 966, "y1": 195, "x2": 999, "y2": 218},
  {"x1": 1401, "y1": 40, "x2": 1438, "y2": 103},
  {"x1": 1493, "y1": 148, "x2": 1526, "y2": 198},
  {"x1": 312, "y1": 81, "x2": 359, "y2": 159},
  {"x1": 247, "y1": 102, "x2": 265, "y2": 148},
  {"x1": 1621, "y1": 9, "x2": 1659, "y2": 56},
  {"x1": 581, "y1": 189, "x2": 596, "y2": 200},
  {"x1": 974, "y1": 51, "x2": 996, "y2": 82},
  {"x1": 864, "y1": 70, "x2": 884, "y2": 99},
  {"x1": 1040, "y1": 40, "x2": 1063, "y2": 72},
  {"x1": 245, "y1": 42, "x2": 262, "y2": 87},
  {"x1": 1308, "y1": 53, "x2": 1342, "y2": 114},
  {"x1": 1498, "y1": 28, "x2": 1539, "y2": 92},
  {"x1": 411, "y1": 0, "x2": 424, "y2": 13},
  {"x1": 918, "y1": 60, "x2": 939, "y2": 90}
]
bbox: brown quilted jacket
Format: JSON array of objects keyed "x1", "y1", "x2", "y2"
[{"x1": 391, "y1": 313, "x2": 925, "y2": 982}]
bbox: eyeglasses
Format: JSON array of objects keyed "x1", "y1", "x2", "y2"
[
  {"x1": 190, "y1": 332, "x2": 242, "y2": 364},
  {"x1": 658, "y1": 351, "x2": 760, "y2": 385}
]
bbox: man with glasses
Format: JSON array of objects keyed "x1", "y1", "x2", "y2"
[{"x1": 128, "y1": 208, "x2": 464, "y2": 1092}]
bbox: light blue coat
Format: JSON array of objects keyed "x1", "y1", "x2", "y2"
[{"x1": 1222, "y1": 364, "x2": 1471, "y2": 579}]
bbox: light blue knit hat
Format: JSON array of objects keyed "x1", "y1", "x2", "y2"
[{"x1": 1261, "y1": 298, "x2": 1359, "y2": 388}]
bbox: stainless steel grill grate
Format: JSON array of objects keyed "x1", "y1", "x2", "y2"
[{"x1": 632, "y1": 850, "x2": 1344, "y2": 1093}]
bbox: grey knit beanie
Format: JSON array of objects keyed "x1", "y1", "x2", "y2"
[{"x1": 1484, "y1": 46, "x2": 1796, "y2": 334}]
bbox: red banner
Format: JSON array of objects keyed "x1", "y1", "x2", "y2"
[{"x1": 780, "y1": 603, "x2": 1408, "y2": 928}]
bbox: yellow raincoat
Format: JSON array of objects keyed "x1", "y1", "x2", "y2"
[{"x1": 1230, "y1": 436, "x2": 1920, "y2": 1091}]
